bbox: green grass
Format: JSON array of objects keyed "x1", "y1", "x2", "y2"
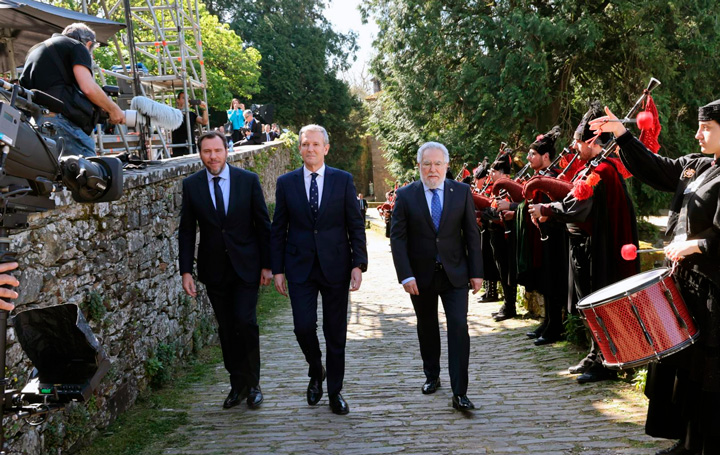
[{"x1": 80, "y1": 285, "x2": 289, "y2": 455}]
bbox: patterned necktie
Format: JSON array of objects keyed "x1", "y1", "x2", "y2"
[
  {"x1": 431, "y1": 188, "x2": 441, "y2": 230},
  {"x1": 213, "y1": 176, "x2": 226, "y2": 221},
  {"x1": 309, "y1": 173, "x2": 319, "y2": 221}
]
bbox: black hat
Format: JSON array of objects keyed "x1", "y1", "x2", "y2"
[
  {"x1": 491, "y1": 148, "x2": 512, "y2": 174},
  {"x1": 530, "y1": 126, "x2": 561, "y2": 159},
  {"x1": 575, "y1": 101, "x2": 612, "y2": 145},
  {"x1": 699, "y1": 99, "x2": 720, "y2": 123}
]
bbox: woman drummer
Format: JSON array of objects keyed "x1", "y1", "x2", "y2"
[{"x1": 591, "y1": 101, "x2": 720, "y2": 455}]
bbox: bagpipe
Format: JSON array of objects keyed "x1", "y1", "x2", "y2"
[{"x1": 523, "y1": 77, "x2": 662, "y2": 203}]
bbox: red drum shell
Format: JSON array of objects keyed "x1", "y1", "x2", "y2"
[{"x1": 577, "y1": 268, "x2": 699, "y2": 370}]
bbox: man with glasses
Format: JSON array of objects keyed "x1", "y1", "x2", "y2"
[
  {"x1": 20, "y1": 22, "x2": 125, "y2": 157},
  {"x1": 390, "y1": 141, "x2": 483, "y2": 412}
]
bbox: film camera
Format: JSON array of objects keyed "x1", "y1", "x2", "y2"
[{"x1": 0, "y1": 79, "x2": 122, "y2": 433}]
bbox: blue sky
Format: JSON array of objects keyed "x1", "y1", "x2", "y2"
[{"x1": 325, "y1": 0, "x2": 378, "y2": 86}]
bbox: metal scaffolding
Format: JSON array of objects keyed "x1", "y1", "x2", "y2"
[{"x1": 94, "y1": 0, "x2": 208, "y2": 159}]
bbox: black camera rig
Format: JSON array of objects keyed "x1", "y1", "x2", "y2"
[{"x1": 0, "y1": 80, "x2": 123, "y2": 450}]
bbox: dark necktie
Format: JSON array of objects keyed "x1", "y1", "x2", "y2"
[
  {"x1": 213, "y1": 176, "x2": 226, "y2": 222},
  {"x1": 309, "y1": 173, "x2": 319, "y2": 221},
  {"x1": 431, "y1": 189, "x2": 441, "y2": 230}
]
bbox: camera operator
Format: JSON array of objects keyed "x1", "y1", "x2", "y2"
[
  {"x1": 0, "y1": 262, "x2": 20, "y2": 311},
  {"x1": 172, "y1": 92, "x2": 209, "y2": 156},
  {"x1": 18, "y1": 23, "x2": 125, "y2": 158},
  {"x1": 237, "y1": 110, "x2": 262, "y2": 146}
]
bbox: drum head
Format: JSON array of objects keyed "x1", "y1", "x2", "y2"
[{"x1": 578, "y1": 268, "x2": 670, "y2": 308}]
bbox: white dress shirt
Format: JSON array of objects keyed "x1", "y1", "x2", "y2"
[
  {"x1": 206, "y1": 164, "x2": 230, "y2": 214},
  {"x1": 303, "y1": 164, "x2": 326, "y2": 207}
]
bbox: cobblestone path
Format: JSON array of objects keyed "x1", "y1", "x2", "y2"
[{"x1": 163, "y1": 225, "x2": 665, "y2": 455}]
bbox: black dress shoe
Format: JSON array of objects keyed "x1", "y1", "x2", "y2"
[
  {"x1": 568, "y1": 360, "x2": 591, "y2": 375},
  {"x1": 307, "y1": 367, "x2": 326, "y2": 405},
  {"x1": 329, "y1": 393, "x2": 349, "y2": 415},
  {"x1": 451, "y1": 394, "x2": 475, "y2": 411},
  {"x1": 577, "y1": 365, "x2": 617, "y2": 384},
  {"x1": 493, "y1": 310, "x2": 517, "y2": 322},
  {"x1": 422, "y1": 377, "x2": 441, "y2": 395},
  {"x1": 655, "y1": 440, "x2": 697, "y2": 455},
  {"x1": 491, "y1": 304, "x2": 507, "y2": 318},
  {"x1": 526, "y1": 331, "x2": 540, "y2": 339},
  {"x1": 247, "y1": 385, "x2": 264, "y2": 409},
  {"x1": 223, "y1": 387, "x2": 248, "y2": 409},
  {"x1": 534, "y1": 336, "x2": 560, "y2": 346}
]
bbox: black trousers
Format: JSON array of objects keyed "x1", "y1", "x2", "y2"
[
  {"x1": 205, "y1": 260, "x2": 260, "y2": 391},
  {"x1": 288, "y1": 259, "x2": 350, "y2": 396},
  {"x1": 489, "y1": 226, "x2": 517, "y2": 309},
  {"x1": 410, "y1": 267, "x2": 470, "y2": 395}
]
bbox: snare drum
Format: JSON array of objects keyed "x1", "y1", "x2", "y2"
[{"x1": 577, "y1": 268, "x2": 699, "y2": 370}]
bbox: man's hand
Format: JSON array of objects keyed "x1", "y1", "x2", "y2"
[
  {"x1": 0, "y1": 262, "x2": 20, "y2": 311},
  {"x1": 108, "y1": 105, "x2": 126, "y2": 125},
  {"x1": 181, "y1": 272, "x2": 197, "y2": 298},
  {"x1": 470, "y1": 278, "x2": 483, "y2": 295},
  {"x1": 503, "y1": 211, "x2": 515, "y2": 221},
  {"x1": 260, "y1": 268, "x2": 272, "y2": 286},
  {"x1": 274, "y1": 273, "x2": 288, "y2": 296},
  {"x1": 350, "y1": 267, "x2": 363, "y2": 291},
  {"x1": 496, "y1": 200, "x2": 511, "y2": 211},
  {"x1": 589, "y1": 106, "x2": 627, "y2": 138},
  {"x1": 402, "y1": 279, "x2": 419, "y2": 295},
  {"x1": 665, "y1": 240, "x2": 701, "y2": 262},
  {"x1": 528, "y1": 203, "x2": 549, "y2": 223}
]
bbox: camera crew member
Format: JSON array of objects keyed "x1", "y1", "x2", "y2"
[
  {"x1": 19, "y1": 23, "x2": 125, "y2": 158},
  {"x1": 172, "y1": 92, "x2": 209, "y2": 156}
]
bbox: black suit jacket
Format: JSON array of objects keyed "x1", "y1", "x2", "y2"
[
  {"x1": 271, "y1": 166, "x2": 368, "y2": 284},
  {"x1": 390, "y1": 179, "x2": 483, "y2": 289},
  {"x1": 244, "y1": 119, "x2": 263, "y2": 145},
  {"x1": 178, "y1": 165, "x2": 271, "y2": 285}
]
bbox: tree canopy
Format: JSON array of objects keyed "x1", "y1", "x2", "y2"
[
  {"x1": 361, "y1": 0, "x2": 720, "y2": 214},
  {"x1": 223, "y1": 0, "x2": 368, "y2": 179}
]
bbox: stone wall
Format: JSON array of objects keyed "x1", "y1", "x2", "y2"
[{"x1": 4, "y1": 142, "x2": 293, "y2": 455}]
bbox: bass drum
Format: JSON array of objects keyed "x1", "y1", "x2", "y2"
[{"x1": 577, "y1": 268, "x2": 699, "y2": 370}]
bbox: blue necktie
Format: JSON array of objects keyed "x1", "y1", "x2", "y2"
[
  {"x1": 309, "y1": 173, "x2": 319, "y2": 221},
  {"x1": 213, "y1": 176, "x2": 225, "y2": 222},
  {"x1": 431, "y1": 188, "x2": 441, "y2": 230}
]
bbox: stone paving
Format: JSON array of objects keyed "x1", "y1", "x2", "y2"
[{"x1": 162, "y1": 221, "x2": 666, "y2": 455}]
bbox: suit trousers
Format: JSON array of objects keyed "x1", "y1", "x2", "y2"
[
  {"x1": 410, "y1": 267, "x2": 470, "y2": 395},
  {"x1": 205, "y1": 256, "x2": 260, "y2": 391},
  {"x1": 288, "y1": 258, "x2": 350, "y2": 396}
]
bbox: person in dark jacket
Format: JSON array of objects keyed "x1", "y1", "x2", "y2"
[{"x1": 590, "y1": 100, "x2": 720, "y2": 455}]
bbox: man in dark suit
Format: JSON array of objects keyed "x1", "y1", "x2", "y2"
[
  {"x1": 179, "y1": 131, "x2": 272, "y2": 409},
  {"x1": 271, "y1": 124, "x2": 368, "y2": 415},
  {"x1": 390, "y1": 141, "x2": 483, "y2": 412},
  {"x1": 238, "y1": 110, "x2": 263, "y2": 146}
]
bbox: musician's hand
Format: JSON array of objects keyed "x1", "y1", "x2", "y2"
[
  {"x1": 403, "y1": 279, "x2": 419, "y2": 295},
  {"x1": 503, "y1": 211, "x2": 515, "y2": 221},
  {"x1": 496, "y1": 200, "x2": 511, "y2": 211},
  {"x1": 528, "y1": 203, "x2": 541, "y2": 220},
  {"x1": 589, "y1": 106, "x2": 626, "y2": 138},
  {"x1": 664, "y1": 240, "x2": 701, "y2": 262}
]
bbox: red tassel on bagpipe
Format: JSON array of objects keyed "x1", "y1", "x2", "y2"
[{"x1": 638, "y1": 94, "x2": 661, "y2": 154}]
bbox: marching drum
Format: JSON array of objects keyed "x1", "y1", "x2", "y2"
[{"x1": 577, "y1": 268, "x2": 699, "y2": 370}]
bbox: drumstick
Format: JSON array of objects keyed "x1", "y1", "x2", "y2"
[{"x1": 621, "y1": 244, "x2": 664, "y2": 261}]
